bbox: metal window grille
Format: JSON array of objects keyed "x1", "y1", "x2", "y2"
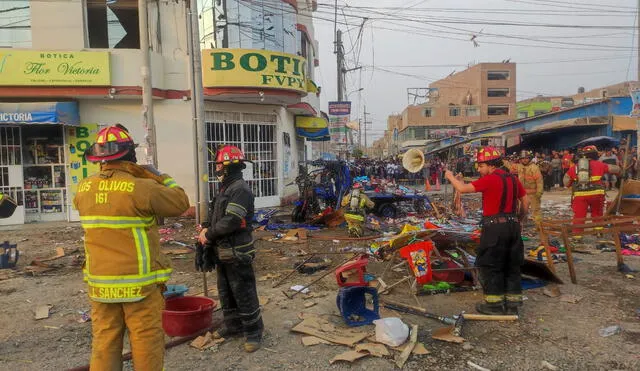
[
  {"x1": 0, "y1": 126, "x2": 24, "y2": 205},
  {"x1": 205, "y1": 111, "x2": 278, "y2": 202}
]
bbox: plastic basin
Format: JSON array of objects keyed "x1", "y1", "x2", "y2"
[{"x1": 162, "y1": 296, "x2": 217, "y2": 337}]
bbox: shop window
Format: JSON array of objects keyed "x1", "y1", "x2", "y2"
[
  {"x1": 449, "y1": 107, "x2": 461, "y2": 117},
  {"x1": 205, "y1": 111, "x2": 278, "y2": 204},
  {"x1": 0, "y1": 0, "x2": 31, "y2": 48},
  {"x1": 533, "y1": 110, "x2": 547, "y2": 116},
  {"x1": 488, "y1": 105, "x2": 509, "y2": 116},
  {"x1": 487, "y1": 71, "x2": 510, "y2": 80},
  {"x1": 487, "y1": 88, "x2": 509, "y2": 97},
  {"x1": 423, "y1": 108, "x2": 434, "y2": 117},
  {"x1": 21, "y1": 125, "x2": 67, "y2": 220},
  {"x1": 216, "y1": 0, "x2": 297, "y2": 54},
  {"x1": 86, "y1": 0, "x2": 140, "y2": 49},
  {"x1": 518, "y1": 111, "x2": 529, "y2": 119},
  {"x1": 297, "y1": 29, "x2": 314, "y2": 80},
  {"x1": 465, "y1": 107, "x2": 479, "y2": 117}
]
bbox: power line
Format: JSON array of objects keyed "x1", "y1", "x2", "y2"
[
  {"x1": 240, "y1": 0, "x2": 640, "y2": 52},
  {"x1": 364, "y1": 55, "x2": 635, "y2": 68}
]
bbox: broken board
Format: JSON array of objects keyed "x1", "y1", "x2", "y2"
[
  {"x1": 291, "y1": 315, "x2": 370, "y2": 346},
  {"x1": 330, "y1": 350, "x2": 368, "y2": 364},
  {"x1": 432, "y1": 326, "x2": 464, "y2": 344},
  {"x1": 355, "y1": 343, "x2": 390, "y2": 357}
]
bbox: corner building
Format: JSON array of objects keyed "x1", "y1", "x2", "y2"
[
  {"x1": 199, "y1": 0, "x2": 324, "y2": 208},
  {"x1": 0, "y1": 0, "x2": 324, "y2": 226}
]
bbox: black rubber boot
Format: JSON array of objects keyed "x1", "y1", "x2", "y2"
[
  {"x1": 244, "y1": 335, "x2": 262, "y2": 353},
  {"x1": 475, "y1": 302, "x2": 506, "y2": 315},
  {"x1": 212, "y1": 326, "x2": 242, "y2": 340},
  {"x1": 504, "y1": 303, "x2": 520, "y2": 315}
]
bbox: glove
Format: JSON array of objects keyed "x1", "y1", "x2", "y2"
[
  {"x1": 141, "y1": 164, "x2": 162, "y2": 176},
  {"x1": 139, "y1": 165, "x2": 166, "y2": 184},
  {"x1": 195, "y1": 242, "x2": 205, "y2": 271},
  {"x1": 195, "y1": 242, "x2": 216, "y2": 272},
  {"x1": 202, "y1": 243, "x2": 216, "y2": 272}
]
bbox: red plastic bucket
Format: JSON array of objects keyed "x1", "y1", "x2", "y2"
[{"x1": 162, "y1": 296, "x2": 217, "y2": 337}]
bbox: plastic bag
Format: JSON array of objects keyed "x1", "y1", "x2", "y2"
[{"x1": 373, "y1": 317, "x2": 409, "y2": 347}]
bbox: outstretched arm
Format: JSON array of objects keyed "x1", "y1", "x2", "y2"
[{"x1": 444, "y1": 170, "x2": 476, "y2": 193}]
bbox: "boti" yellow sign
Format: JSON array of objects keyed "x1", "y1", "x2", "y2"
[
  {"x1": 202, "y1": 49, "x2": 307, "y2": 94},
  {"x1": 0, "y1": 51, "x2": 111, "y2": 86}
]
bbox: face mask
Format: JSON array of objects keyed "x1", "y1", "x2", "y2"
[{"x1": 215, "y1": 164, "x2": 225, "y2": 182}]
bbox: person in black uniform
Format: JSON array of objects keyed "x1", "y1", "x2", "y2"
[
  {"x1": 196, "y1": 145, "x2": 263, "y2": 352},
  {"x1": 445, "y1": 147, "x2": 529, "y2": 315}
]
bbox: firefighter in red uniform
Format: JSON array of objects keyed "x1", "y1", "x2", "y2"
[
  {"x1": 564, "y1": 145, "x2": 620, "y2": 234},
  {"x1": 446, "y1": 147, "x2": 529, "y2": 315}
]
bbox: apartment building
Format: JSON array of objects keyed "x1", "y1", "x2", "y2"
[{"x1": 394, "y1": 63, "x2": 517, "y2": 146}]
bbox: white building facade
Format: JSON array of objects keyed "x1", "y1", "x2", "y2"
[{"x1": 0, "y1": 0, "x2": 324, "y2": 225}]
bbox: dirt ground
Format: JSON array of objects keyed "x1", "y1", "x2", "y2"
[{"x1": 1, "y1": 190, "x2": 639, "y2": 371}]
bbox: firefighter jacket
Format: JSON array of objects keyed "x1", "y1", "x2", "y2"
[
  {"x1": 341, "y1": 190, "x2": 375, "y2": 218},
  {"x1": 73, "y1": 161, "x2": 190, "y2": 303},
  {"x1": 514, "y1": 163, "x2": 543, "y2": 196},
  {"x1": 204, "y1": 172, "x2": 255, "y2": 257}
]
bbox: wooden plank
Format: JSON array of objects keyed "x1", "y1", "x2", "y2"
[
  {"x1": 395, "y1": 324, "x2": 418, "y2": 369},
  {"x1": 560, "y1": 224, "x2": 577, "y2": 284},
  {"x1": 538, "y1": 229, "x2": 557, "y2": 273},
  {"x1": 611, "y1": 226, "x2": 625, "y2": 268}
]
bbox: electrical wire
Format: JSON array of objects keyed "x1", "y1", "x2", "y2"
[{"x1": 239, "y1": 0, "x2": 639, "y2": 52}]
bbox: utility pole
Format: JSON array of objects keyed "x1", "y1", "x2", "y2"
[
  {"x1": 336, "y1": 29, "x2": 344, "y2": 101},
  {"x1": 363, "y1": 106, "x2": 372, "y2": 154},
  {"x1": 187, "y1": 0, "x2": 208, "y2": 224},
  {"x1": 139, "y1": 0, "x2": 157, "y2": 167},
  {"x1": 334, "y1": 29, "x2": 345, "y2": 157},
  {"x1": 358, "y1": 118, "x2": 362, "y2": 149}
]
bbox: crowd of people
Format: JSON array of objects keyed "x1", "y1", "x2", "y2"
[
  {"x1": 349, "y1": 144, "x2": 637, "y2": 192},
  {"x1": 503, "y1": 146, "x2": 637, "y2": 191}
]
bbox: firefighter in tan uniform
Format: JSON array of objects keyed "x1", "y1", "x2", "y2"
[
  {"x1": 514, "y1": 150, "x2": 543, "y2": 225},
  {"x1": 74, "y1": 125, "x2": 190, "y2": 371}
]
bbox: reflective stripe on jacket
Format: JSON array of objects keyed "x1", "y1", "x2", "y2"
[
  {"x1": 73, "y1": 161, "x2": 190, "y2": 303},
  {"x1": 515, "y1": 163, "x2": 543, "y2": 194}
]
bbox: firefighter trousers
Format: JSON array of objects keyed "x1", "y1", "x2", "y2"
[
  {"x1": 476, "y1": 221, "x2": 524, "y2": 305},
  {"x1": 90, "y1": 287, "x2": 165, "y2": 371},
  {"x1": 572, "y1": 194, "x2": 605, "y2": 234},
  {"x1": 217, "y1": 260, "x2": 264, "y2": 340},
  {"x1": 527, "y1": 192, "x2": 542, "y2": 226}
]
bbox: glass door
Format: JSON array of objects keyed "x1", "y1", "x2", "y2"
[
  {"x1": 0, "y1": 126, "x2": 25, "y2": 225},
  {"x1": 22, "y1": 125, "x2": 67, "y2": 223}
]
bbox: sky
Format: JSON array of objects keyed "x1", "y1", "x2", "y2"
[{"x1": 311, "y1": 0, "x2": 639, "y2": 143}]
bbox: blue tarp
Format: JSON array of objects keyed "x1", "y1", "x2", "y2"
[{"x1": 0, "y1": 102, "x2": 80, "y2": 125}]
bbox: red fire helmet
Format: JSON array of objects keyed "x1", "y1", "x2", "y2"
[
  {"x1": 215, "y1": 145, "x2": 246, "y2": 165},
  {"x1": 85, "y1": 125, "x2": 135, "y2": 163},
  {"x1": 476, "y1": 146, "x2": 502, "y2": 163}
]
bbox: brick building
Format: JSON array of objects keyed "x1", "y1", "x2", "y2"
[{"x1": 390, "y1": 62, "x2": 517, "y2": 149}]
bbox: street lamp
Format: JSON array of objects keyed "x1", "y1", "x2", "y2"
[{"x1": 346, "y1": 87, "x2": 364, "y2": 100}]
